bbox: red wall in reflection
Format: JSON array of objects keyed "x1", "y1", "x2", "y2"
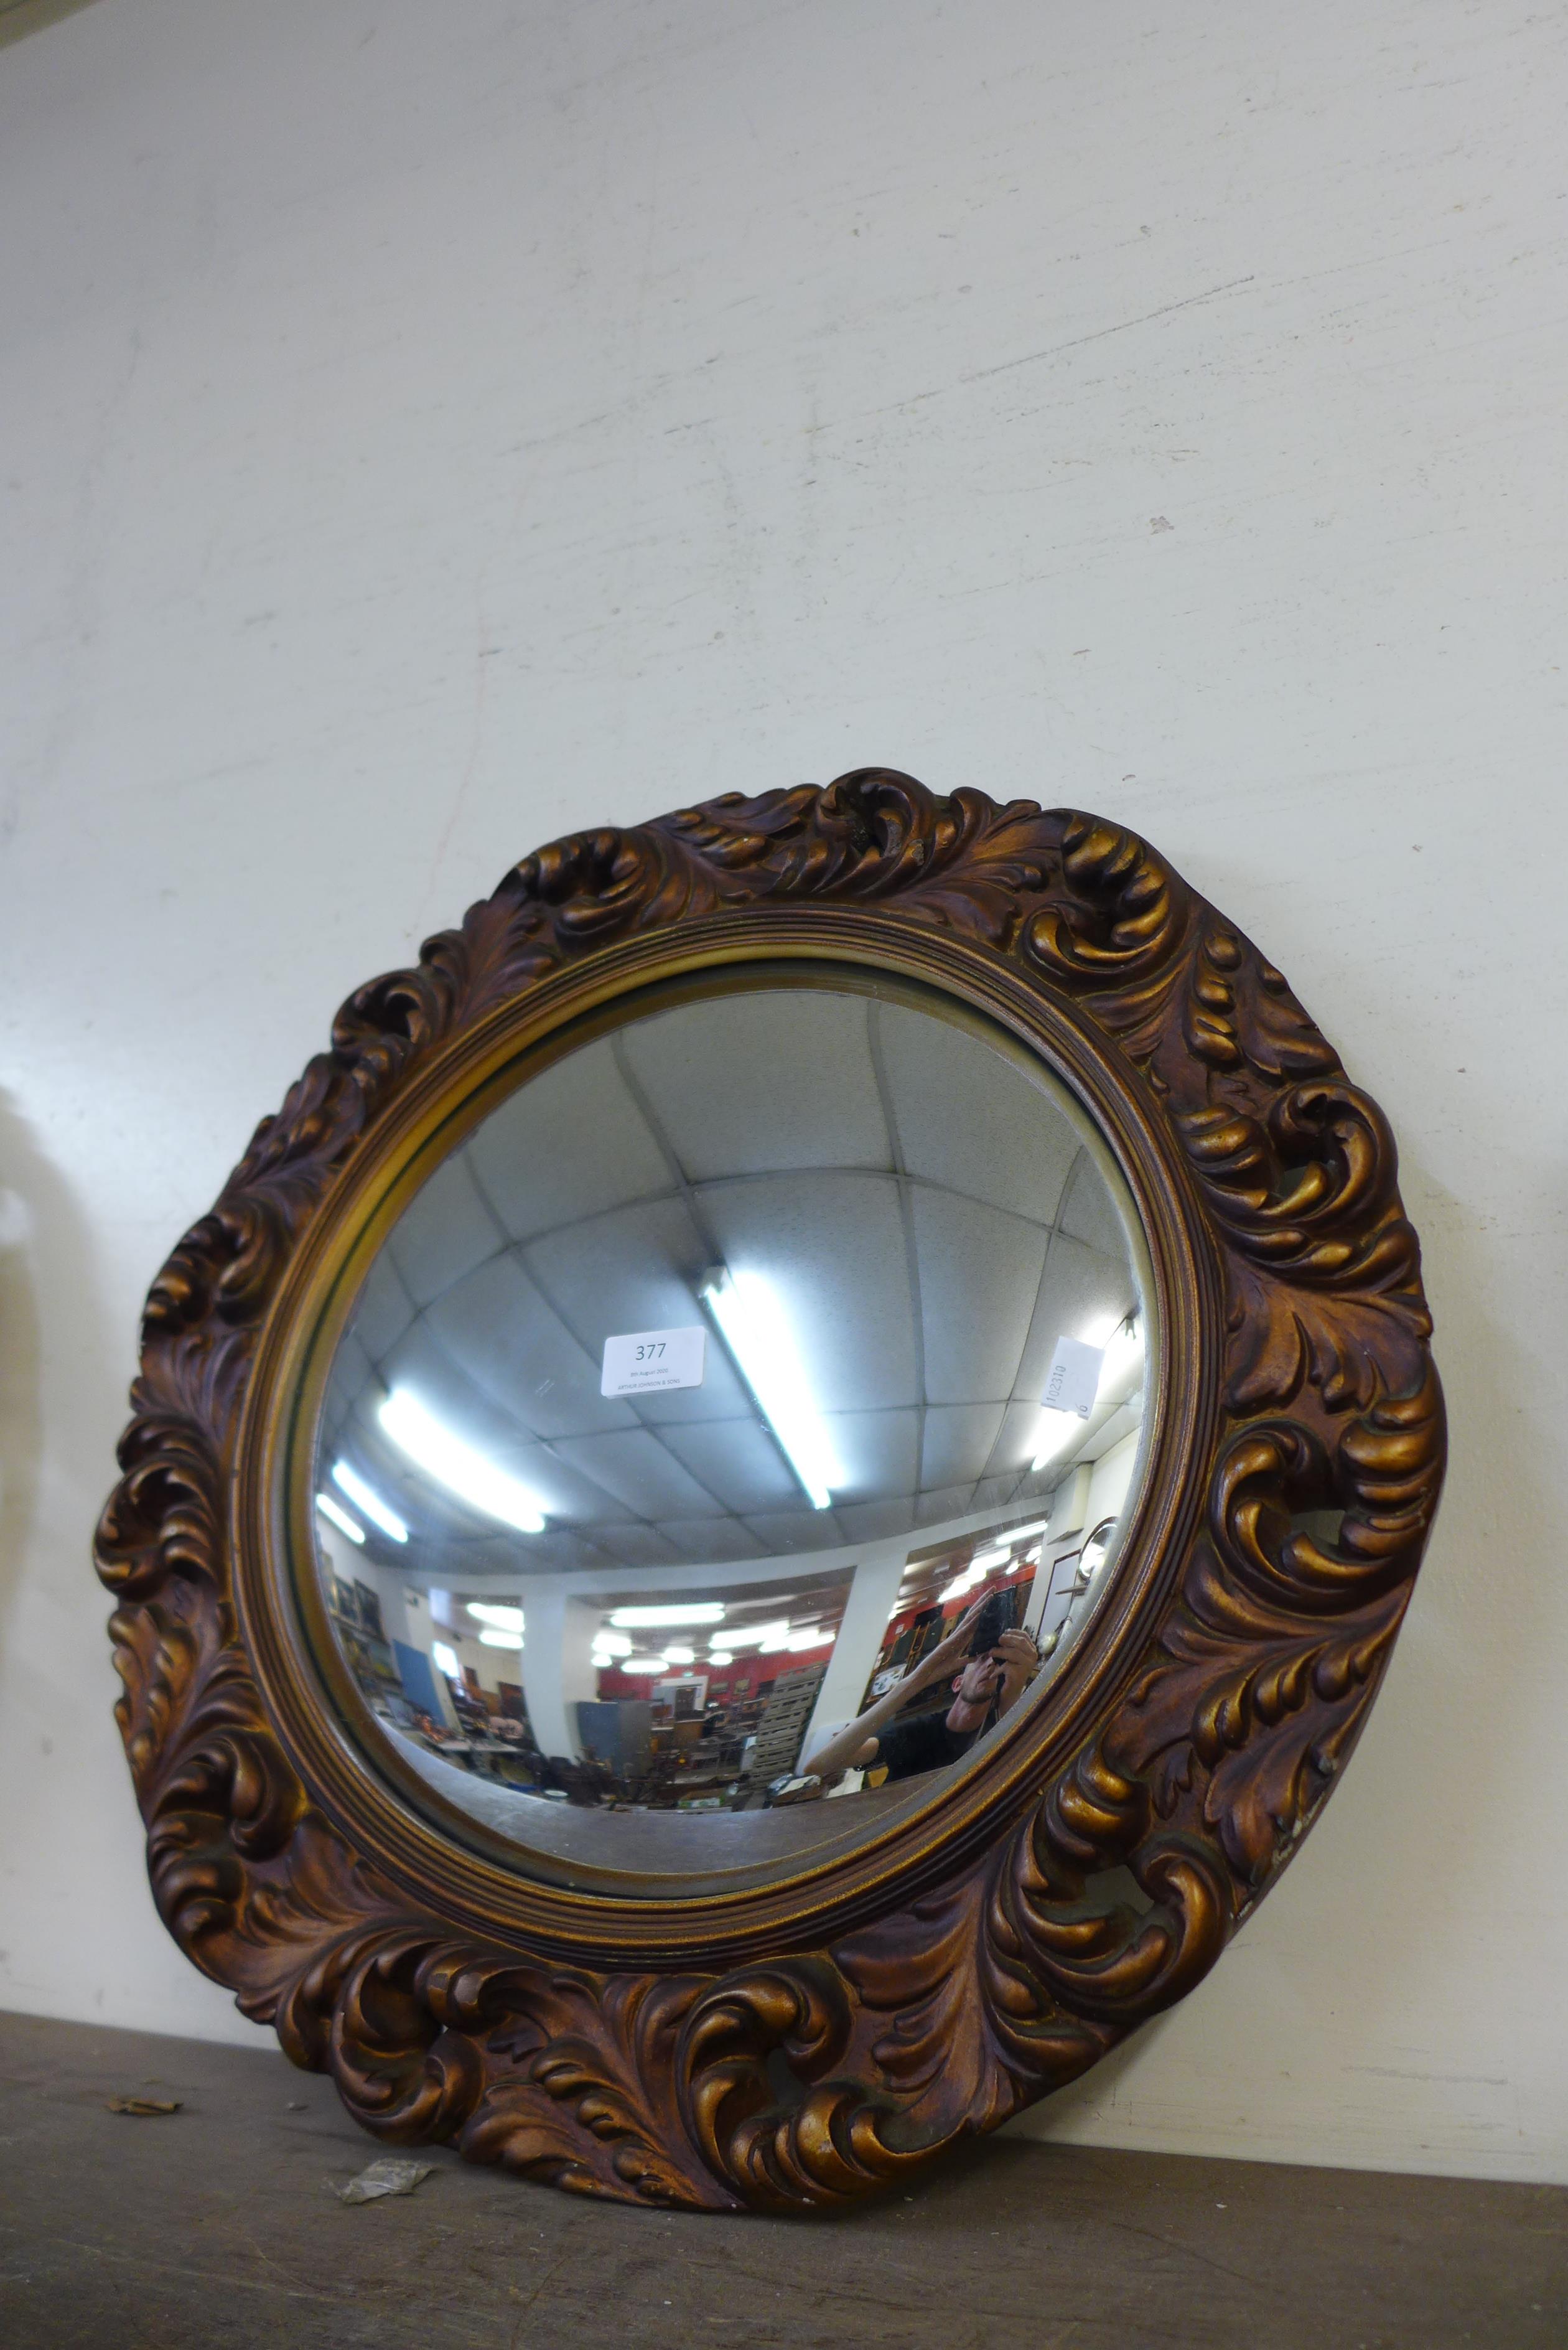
[{"x1": 593, "y1": 1655, "x2": 793, "y2": 1705}]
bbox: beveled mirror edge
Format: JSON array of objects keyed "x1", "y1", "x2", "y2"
[{"x1": 97, "y1": 772, "x2": 1444, "y2": 2211}]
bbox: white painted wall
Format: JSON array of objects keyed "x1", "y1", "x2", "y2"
[
  {"x1": 1, "y1": 0, "x2": 1563, "y2": 2182},
  {"x1": 516, "y1": 1588, "x2": 600, "y2": 1759}
]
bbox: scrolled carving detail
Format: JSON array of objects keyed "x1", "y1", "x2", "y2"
[
  {"x1": 1181, "y1": 920, "x2": 1342, "y2": 1084},
  {"x1": 1122, "y1": 1365, "x2": 1444, "y2": 1884},
  {"x1": 1022, "y1": 812, "x2": 1186, "y2": 988},
  {"x1": 1182, "y1": 1080, "x2": 1430, "y2": 1410},
  {"x1": 678, "y1": 1960, "x2": 931, "y2": 2209},
  {"x1": 467, "y1": 1965, "x2": 716, "y2": 2205},
  {"x1": 97, "y1": 1414, "x2": 227, "y2": 1606},
  {"x1": 95, "y1": 774, "x2": 1444, "y2": 2212}
]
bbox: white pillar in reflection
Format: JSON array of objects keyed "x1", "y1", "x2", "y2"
[
  {"x1": 516, "y1": 1585, "x2": 599, "y2": 1761},
  {"x1": 800, "y1": 1543, "x2": 908, "y2": 1764}
]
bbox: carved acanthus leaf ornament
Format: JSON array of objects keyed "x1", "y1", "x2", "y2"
[{"x1": 96, "y1": 772, "x2": 1444, "y2": 2211}]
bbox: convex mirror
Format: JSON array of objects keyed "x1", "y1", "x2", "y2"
[
  {"x1": 312, "y1": 973, "x2": 1154, "y2": 1887},
  {"x1": 98, "y1": 772, "x2": 1444, "y2": 2212}
]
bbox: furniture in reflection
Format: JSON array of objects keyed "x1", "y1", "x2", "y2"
[
  {"x1": 391, "y1": 1639, "x2": 455, "y2": 1726},
  {"x1": 622, "y1": 1714, "x2": 744, "y2": 1811},
  {"x1": 744, "y1": 1662, "x2": 829, "y2": 1789},
  {"x1": 327, "y1": 1600, "x2": 400, "y2": 1703},
  {"x1": 576, "y1": 1698, "x2": 653, "y2": 1783},
  {"x1": 652, "y1": 1674, "x2": 707, "y2": 1720},
  {"x1": 538, "y1": 1756, "x2": 615, "y2": 1807},
  {"x1": 470, "y1": 1739, "x2": 543, "y2": 1789}
]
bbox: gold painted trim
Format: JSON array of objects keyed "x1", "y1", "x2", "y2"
[
  {"x1": 241, "y1": 932, "x2": 1205, "y2": 1958},
  {"x1": 96, "y1": 772, "x2": 1444, "y2": 2211}
]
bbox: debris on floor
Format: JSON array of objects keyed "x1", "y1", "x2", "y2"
[
  {"x1": 337, "y1": 2156, "x2": 435, "y2": 2204},
  {"x1": 105, "y1": 2095, "x2": 183, "y2": 2116}
]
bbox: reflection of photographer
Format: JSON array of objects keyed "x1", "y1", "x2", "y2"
[{"x1": 802, "y1": 1593, "x2": 1039, "y2": 1789}]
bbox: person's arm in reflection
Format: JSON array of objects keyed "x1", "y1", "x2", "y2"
[
  {"x1": 991, "y1": 1627, "x2": 1038, "y2": 1722},
  {"x1": 801, "y1": 1601, "x2": 1038, "y2": 1789}
]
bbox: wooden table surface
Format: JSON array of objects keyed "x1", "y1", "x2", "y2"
[{"x1": 1, "y1": 2010, "x2": 1562, "y2": 2350}]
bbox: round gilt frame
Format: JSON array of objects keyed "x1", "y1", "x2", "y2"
[{"x1": 96, "y1": 772, "x2": 1445, "y2": 2212}]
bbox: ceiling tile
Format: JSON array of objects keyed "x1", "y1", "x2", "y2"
[
  {"x1": 521, "y1": 1195, "x2": 755, "y2": 1425},
  {"x1": 423, "y1": 1250, "x2": 635, "y2": 1441},
  {"x1": 318, "y1": 1330, "x2": 371, "y2": 1455},
  {"x1": 831, "y1": 1496, "x2": 917, "y2": 1543},
  {"x1": 911, "y1": 1482, "x2": 980, "y2": 1528},
  {"x1": 655, "y1": 1517, "x2": 772, "y2": 1566},
  {"x1": 348, "y1": 1250, "x2": 417, "y2": 1366},
  {"x1": 823, "y1": 1406, "x2": 920, "y2": 1501},
  {"x1": 1014, "y1": 1230, "x2": 1141, "y2": 1398},
  {"x1": 550, "y1": 1426, "x2": 730, "y2": 1520},
  {"x1": 465, "y1": 1036, "x2": 673, "y2": 1242},
  {"x1": 701, "y1": 1170, "x2": 917, "y2": 1413},
  {"x1": 991, "y1": 1395, "x2": 1053, "y2": 1477},
  {"x1": 742, "y1": 1506, "x2": 842, "y2": 1555},
  {"x1": 1080, "y1": 1399, "x2": 1145, "y2": 1463},
  {"x1": 620, "y1": 989, "x2": 890, "y2": 1179},
  {"x1": 877, "y1": 1000, "x2": 1081, "y2": 1225},
  {"x1": 580, "y1": 1522, "x2": 684, "y2": 1570},
  {"x1": 386, "y1": 1151, "x2": 506, "y2": 1308},
  {"x1": 921, "y1": 1402, "x2": 1006, "y2": 1491},
  {"x1": 656, "y1": 1416, "x2": 801, "y2": 1514},
  {"x1": 911, "y1": 1189, "x2": 1048, "y2": 1407},
  {"x1": 1057, "y1": 1147, "x2": 1140, "y2": 1261},
  {"x1": 353, "y1": 1320, "x2": 627, "y2": 1533}
]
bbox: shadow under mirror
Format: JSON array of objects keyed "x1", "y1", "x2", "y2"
[{"x1": 309, "y1": 973, "x2": 1154, "y2": 1888}]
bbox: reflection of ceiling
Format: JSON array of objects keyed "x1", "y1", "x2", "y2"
[{"x1": 320, "y1": 990, "x2": 1141, "y2": 1579}]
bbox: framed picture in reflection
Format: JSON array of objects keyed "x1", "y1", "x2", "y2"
[{"x1": 1037, "y1": 1552, "x2": 1081, "y2": 1641}]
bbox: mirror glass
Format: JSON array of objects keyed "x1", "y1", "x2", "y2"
[{"x1": 309, "y1": 973, "x2": 1154, "y2": 1886}]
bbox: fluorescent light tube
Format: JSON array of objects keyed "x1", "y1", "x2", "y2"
[
  {"x1": 620, "y1": 1655, "x2": 671, "y2": 1674},
  {"x1": 1030, "y1": 1409, "x2": 1081, "y2": 1472},
  {"x1": 331, "y1": 1461, "x2": 408, "y2": 1543},
  {"x1": 699, "y1": 1266, "x2": 839, "y2": 1510},
  {"x1": 431, "y1": 1641, "x2": 459, "y2": 1679},
  {"x1": 315, "y1": 1493, "x2": 365, "y2": 1546},
  {"x1": 467, "y1": 1603, "x2": 524, "y2": 1633},
  {"x1": 592, "y1": 1627, "x2": 633, "y2": 1656},
  {"x1": 379, "y1": 1390, "x2": 546, "y2": 1532},
  {"x1": 609, "y1": 1603, "x2": 726, "y2": 1629},
  {"x1": 478, "y1": 1627, "x2": 523, "y2": 1650},
  {"x1": 1096, "y1": 1317, "x2": 1144, "y2": 1400},
  {"x1": 785, "y1": 1627, "x2": 834, "y2": 1651},
  {"x1": 662, "y1": 1644, "x2": 696, "y2": 1665},
  {"x1": 939, "y1": 1557, "x2": 993, "y2": 1604},
  {"x1": 707, "y1": 1650, "x2": 734, "y2": 1667},
  {"x1": 721, "y1": 1619, "x2": 791, "y2": 1649}
]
